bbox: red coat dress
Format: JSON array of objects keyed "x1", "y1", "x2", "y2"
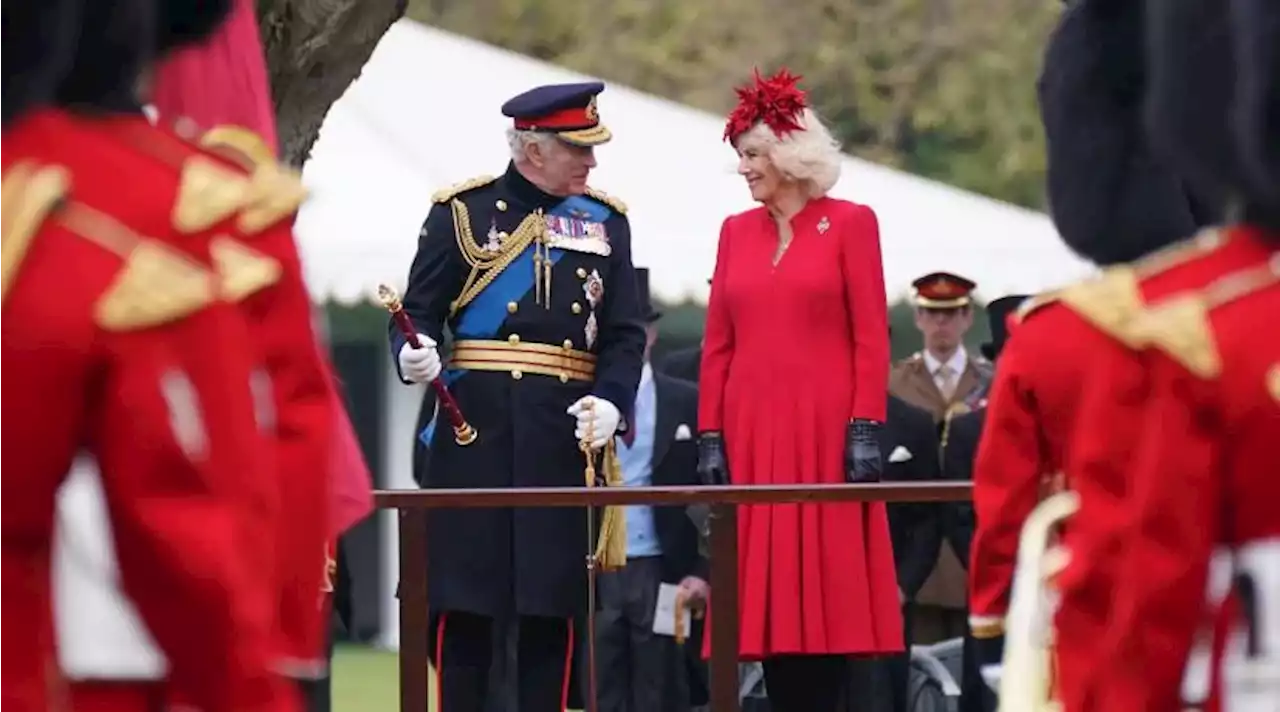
[{"x1": 698, "y1": 196, "x2": 902, "y2": 659}]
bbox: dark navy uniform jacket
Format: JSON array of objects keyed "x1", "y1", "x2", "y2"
[{"x1": 390, "y1": 162, "x2": 645, "y2": 618}]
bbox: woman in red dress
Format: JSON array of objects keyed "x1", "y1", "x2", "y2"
[{"x1": 696, "y1": 69, "x2": 903, "y2": 711}]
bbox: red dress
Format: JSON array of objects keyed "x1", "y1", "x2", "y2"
[{"x1": 699, "y1": 196, "x2": 902, "y2": 659}]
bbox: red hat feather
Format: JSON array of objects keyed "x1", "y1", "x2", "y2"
[{"x1": 723, "y1": 67, "x2": 809, "y2": 143}]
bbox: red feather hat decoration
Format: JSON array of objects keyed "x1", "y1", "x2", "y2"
[{"x1": 723, "y1": 67, "x2": 810, "y2": 143}]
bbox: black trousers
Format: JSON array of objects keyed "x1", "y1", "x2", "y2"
[
  {"x1": 592, "y1": 556, "x2": 690, "y2": 712},
  {"x1": 762, "y1": 655, "x2": 848, "y2": 712},
  {"x1": 436, "y1": 611, "x2": 574, "y2": 712}
]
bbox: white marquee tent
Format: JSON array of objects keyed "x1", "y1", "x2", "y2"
[{"x1": 295, "y1": 20, "x2": 1096, "y2": 308}]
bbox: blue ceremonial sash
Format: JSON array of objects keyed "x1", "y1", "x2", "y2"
[{"x1": 421, "y1": 194, "x2": 615, "y2": 447}]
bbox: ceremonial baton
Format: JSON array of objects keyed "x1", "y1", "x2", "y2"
[{"x1": 377, "y1": 284, "x2": 478, "y2": 446}]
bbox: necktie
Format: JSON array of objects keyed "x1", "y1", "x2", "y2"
[{"x1": 937, "y1": 364, "x2": 957, "y2": 400}]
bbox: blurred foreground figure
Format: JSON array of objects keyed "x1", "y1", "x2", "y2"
[
  {"x1": 153, "y1": 2, "x2": 376, "y2": 708},
  {"x1": 966, "y1": 2, "x2": 1222, "y2": 709},
  {"x1": 49, "y1": 1, "x2": 346, "y2": 711},
  {"x1": 1075, "y1": 0, "x2": 1280, "y2": 709},
  {"x1": 2, "y1": 1, "x2": 301, "y2": 711}
]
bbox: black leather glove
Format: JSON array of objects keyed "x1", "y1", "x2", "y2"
[
  {"x1": 845, "y1": 419, "x2": 883, "y2": 483},
  {"x1": 696, "y1": 432, "x2": 730, "y2": 486}
]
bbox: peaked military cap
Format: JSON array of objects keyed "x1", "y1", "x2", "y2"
[
  {"x1": 911, "y1": 271, "x2": 977, "y2": 309},
  {"x1": 501, "y1": 81, "x2": 612, "y2": 147},
  {"x1": 981, "y1": 294, "x2": 1030, "y2": 361}
]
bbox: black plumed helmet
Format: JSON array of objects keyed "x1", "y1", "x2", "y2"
[
  {"x1": 153, "y1": 0, "x2": 235, "y2": 56},
  {"x1": 1143, "y1": 0, "x2": 1241, "y2": 215},
  {"x1": 2, "y1": 0, "x2": 83, "y2": 125},
  {"x1": 51, "y1": 0, "x2": 233, "y2": 113},
  {"x1": 1229, "y1": 0, "x2": 1280, "y2": 231},
  {"x1": 1040, "y1": 0, "x2": 1217, "y2": 267}
]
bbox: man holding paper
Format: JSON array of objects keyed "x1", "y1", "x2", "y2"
[{"x1": 590, "y1": 268, "x2": 709, "y2": 712}]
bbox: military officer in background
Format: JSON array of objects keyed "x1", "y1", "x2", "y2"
[
  {"x1": 390, "y1": 81, "x2": 646, "y2": 712},
  {"x1": 890, "y1": 271, "x2": 992, "y2": 643}
]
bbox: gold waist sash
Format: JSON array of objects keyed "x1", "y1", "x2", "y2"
[{"x1": 450, "y1": 339, "x2": 596, "y2": 382}]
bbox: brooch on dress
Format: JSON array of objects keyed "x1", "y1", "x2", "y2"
[{"x1": 817, "y1": 216, "x2": 830, "y2": 234}]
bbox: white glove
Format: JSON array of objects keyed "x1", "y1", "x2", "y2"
[
  {"x1": 566, "y1": 396, "x2": 621, "y2": 449},
  {"x1": 397, "y1": 336, "x2": 441, "y2": 384}
]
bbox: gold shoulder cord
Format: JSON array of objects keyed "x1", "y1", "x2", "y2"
[{"x1": 449, "y1": 201, "x2": 549, "y2": 315}]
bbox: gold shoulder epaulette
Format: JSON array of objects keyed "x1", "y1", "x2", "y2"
[
  {"x1": 585, "y1": 186, "x2": 627, "y2": 215},
  {"x1": 235, "y1": 162, "x2": 308, "y2": 235},
  {"x1": 1014, "y1": 292, "x2": 1060, "y2": 323},
  {"x1": 209, "y1": 236, "x2": 282, "y2": 301},
  {"x1": 1058, "y1": 267, "x2": 1145, "y2": 347},
  {"x1": 174, "y1": 155, "x2": 252, "y2": 234},
  {"x1": 433, "y1": 175, "x2": 497, "y2": 204},
  {"x1": 95, "y1": 240, "x2": 218, "y2": 331},
  {"x1": 1131, "y1": 295, "x2": 1219, "y2": 379},
  {"x1": 2, "y1": 162, "x2": 71, "y2": 304},
  {"x1": 1132, "y1": 228, "x2": 1226, "y2": 279},
  {"x1": 199, "y1": 125, "x2": 276, "y2": 170}
]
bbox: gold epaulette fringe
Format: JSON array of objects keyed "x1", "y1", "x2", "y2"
[
  {"x1": 1058, "y1": 267, "x2": 1146, "y2": 347},
  {"x1": 175, "y1": 131, "x2": 308, "y2": 236},
  {"x1": 1133, "y1": 254, "x2": 1280, "y2": 380},
  {"x1": 1013, "y1": 291, "x2": 1060, "y2": 323},
  {"x1": 210, "y1": 236, "x2": 282, "y2": 301},
  {"x1": 1, "y1": 162, "x2": 70, "y2": 304},
  {"x1": 433, "y1": 175, "x2": 497, "y2": 204},
  {"x1": 585, "y1": 186, "x2": 627, "y2": 215}
]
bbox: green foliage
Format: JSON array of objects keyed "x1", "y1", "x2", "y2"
[{"x1": 406, "y1": 0, "x2": 1060, "y2": 209}]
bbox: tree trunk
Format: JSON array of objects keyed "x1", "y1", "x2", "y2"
[{"x1": 257, "y1": 0, "x2": 407, "y2": 167}]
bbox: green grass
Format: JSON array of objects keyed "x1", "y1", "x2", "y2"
[{"x1": 332, "y1": 643, "x2": 431, "y2": 711}]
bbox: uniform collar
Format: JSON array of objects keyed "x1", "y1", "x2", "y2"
[
  {"x1": 500, "y1": 161, "x2": 566, "y2": 212},
  {"x1": 923, "y1": 345, "x2": 967, "y2": 376}
]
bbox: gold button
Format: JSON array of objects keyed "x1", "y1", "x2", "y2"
[
  {"x1": 576, "y1": 267, "x2": 587, "y2": 279},
  {"x1": 511, "y1": 370, "x2": 523, "y2": 380},
  {"x1": 571, "y1": 302, "x2": 583, "y2": 314},
  {"x1": 508, "y1": 334, "x2": 520, "y2": 344},
  {"x1": 496, "y1": 200, "x2": 507, "y2": 211},
  {"x1": 498, "y1": 231, "x2": 509, "y2": 239},
  {"x1": 559, "y1": 373, "x2": 569, "y2": 383},
  {"x1": 507, "y1": 301, "x2": 518, "y2": 314},
  {"x1": 562, "y1": 339, "x2": 574, "y2": 349}
]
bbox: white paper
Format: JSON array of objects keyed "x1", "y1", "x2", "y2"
[{"x1": 652, "y1": 583, "x2": 692, "y2": 639}]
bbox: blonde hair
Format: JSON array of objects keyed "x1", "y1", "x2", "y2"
[{"x1": 735, "y1": 108, "x2": 843, "y2": 198}]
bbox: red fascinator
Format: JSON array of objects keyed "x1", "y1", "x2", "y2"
[{"x1": 723, "y1": 67, "x2": 809, "y2": 143}]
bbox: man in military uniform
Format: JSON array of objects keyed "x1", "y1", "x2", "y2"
[
  {"x1": 1060, "y1": 1, "x2": 1279, "y2": 709},
  {"x1": 391, "y1": 81, "x2": 646, "y2": 712},
  {"x1": 2, "y1": 1, "x2": 299, "y2": 711},
  {"x1": 890, "y1": 271, "x2": 992, "y2": 643},
  {"x1": 49, "y1": 1, "x2": 338, "y2": 710},
  {"x1": 964, "y1": 2, "x2": 1224, "y2": 710}
]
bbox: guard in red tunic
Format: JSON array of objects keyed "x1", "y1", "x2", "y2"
[
  {"x1": 144, "y1": 3, "x2": 338, "y2": 679},
  {"x1": 1, "y1": 2, "x2": 296, "y2": 711},
  {"x1": 46, "y1": 3, "x2": 337, "y2": 708},
  {"x1": 1069, "y1": 1, "x2": 1280, "y2": 709},
  {"x1": 965, "y1": 0, "x2": 1222, "y2": 698},
  {"x1": 696, "y1": 69, "x2": 900, "y2": 711}
]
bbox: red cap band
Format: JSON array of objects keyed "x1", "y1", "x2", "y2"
[{"x1": 514, "y1": 106, "x2": 595, "y2": 131}]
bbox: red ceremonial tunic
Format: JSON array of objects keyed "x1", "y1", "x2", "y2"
[
  {"x1": 698, "y1": 197, "x2": 901, "y2": 659},
  {"x1": 1048, "y1": 229, "x2": 1270, "y2": 712},
  {"x1": 1091, "y1": 226, "x2": 1279, "y2": 711},
  {"x1": 1, "y1": 109, "x2": 294, "y2": 712}
]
